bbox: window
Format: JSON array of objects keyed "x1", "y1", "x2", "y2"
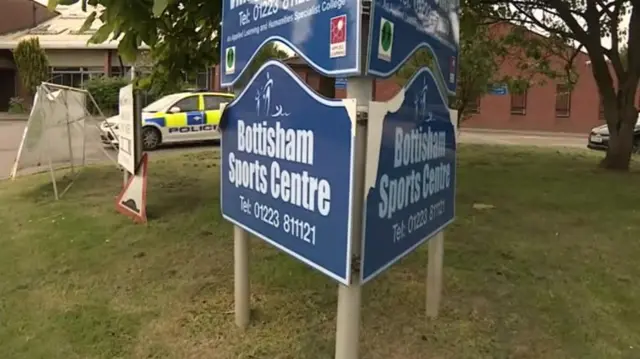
[
  {"x1": 143, "y1": 93, "x2": 184, "y2": 112},
  {"x1": 171, "y1": 96, "x2": 199, "y2": 112},
  {"x1": 203, "y1": 95, "x2": 230, "y2": 110},
  {"x1": 195, "y1": 69, "x2": 211, "y2": 90},
  {"x1": 466, "y1": 96, "x2": 481, "y2": 114},
  {"x1": 555, "y1": 84, "x2": 571, "y2": 117},
  {"x1": 50, "y1": 67, "x2": 103, "y2": 88},
  {"x1": 111, "y1": 66, "x2": 152, "y2": 78},
  {"x1": 510, "y1": 89, "x2": 528, "y2": 115},
  {"x1": 111, "y1": 66, "x2": 131, "y2": 78}
]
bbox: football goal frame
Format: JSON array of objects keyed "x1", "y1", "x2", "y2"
[{"x1": 10, "y1": 82, "x2": 119, "y2": 200}]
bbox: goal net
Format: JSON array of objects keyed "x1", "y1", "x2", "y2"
[{"x1": 10, "y1": 83, "x2": 117, "y2": 199}]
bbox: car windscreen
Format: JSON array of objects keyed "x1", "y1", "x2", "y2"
[{"x1": 143, "y1": 94, "x2": 185, "y2": 112}]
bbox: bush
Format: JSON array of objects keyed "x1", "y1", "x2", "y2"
[
  {"x1": 8, "y1": 97, "x2": 28, "y2": 114},
  {"x1": 84, "y1": 75, "x2": 130, "y2": 116},
  {"x1": 13, "y1": 38, "x2": 49, "y2": 97}
]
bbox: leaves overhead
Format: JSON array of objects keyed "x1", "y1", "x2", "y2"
[{"x1": 48, "y1": 0, "x2": 222, "y2": 94}]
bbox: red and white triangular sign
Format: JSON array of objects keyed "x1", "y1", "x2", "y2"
[{"x1": 115, "y1": 153, "x2": 148, "y2": 223}]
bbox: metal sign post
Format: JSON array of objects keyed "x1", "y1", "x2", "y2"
[
  {"x1": 220, "y1": 61, "x2": 358, "y2": 331},
  {"x1": 219, "y1": 0, "x2": 459, "y2": 352},
  {"x1": 234, "y1": 225, "x2": 250, "y2": 328},
  {"x1": 335, "y1": 76, "x2": 372, "y2": 359}
]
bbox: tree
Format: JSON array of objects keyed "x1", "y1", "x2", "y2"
[
  {"x1": 234, "y1": 43, "x2": 290, "y2": 89},
  {"x1": 48, "y1": 0, "x2": 222, "y2": 93},
  {"x1": 13, "y1": 38, "x2": 50, "y2": 99},
  {"x1": 453, "y1": 9, "x2": 508, "y2": 127},
  {"x1": 473, "y1": 0, "x2": 640, "y2": 171},
  {"x1": 396, "y1": 7, "x2": 543, "y2": 128}
]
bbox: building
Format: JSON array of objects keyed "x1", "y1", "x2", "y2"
[
  {"x1": 288, "y1": 24, "x2": 640, "y2": 134},
  {"x1": 0, "y1": 0, "x2": 216, "y2": 112},
  {"x1": 0, "y1": 0, "x2": 57, "y2": 111},
  {"x1": 461, "y1": 24, "x2": 640, "y2": 133}
]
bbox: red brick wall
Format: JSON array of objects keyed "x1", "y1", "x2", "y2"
[
  {"x1": 0, "y1": 0, "x2": 57, "y2": 35},
  {"x1": 284, "y1": 30, "x2": 640, "y2": 134},
  {"x1": 465, "y1": 56, "x2": 603, "y2": 133},
  {"x1": 335, "y1": 78, "x2": 401, "y2": 101}
]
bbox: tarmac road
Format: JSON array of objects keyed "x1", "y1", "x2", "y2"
[
  {"x1": 0, "y1": 119, "x2": 220, "y2": 180},
  {"x1": 459, "y1": 129, "x2": 588, "y2": 149},
  {"x1": 0, "y1": 120, "x2": 591, "y2": 180}
]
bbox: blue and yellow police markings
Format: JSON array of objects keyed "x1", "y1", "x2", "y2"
[{"x1": 143, "y1": 113, "x2": 218, "y2": 134}]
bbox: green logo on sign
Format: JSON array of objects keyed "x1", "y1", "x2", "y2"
[
  {"x1": 226, "y1": 48, "x2": 235, "y2": 68},
  {"x1": 381, "y1": 22, "x2": 393, "y2": 52}
]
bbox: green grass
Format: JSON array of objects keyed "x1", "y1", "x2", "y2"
[{"x1": 1, "y1": 145, "x2": 640, "y2": 359}]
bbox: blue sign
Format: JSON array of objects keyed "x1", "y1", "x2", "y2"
[
  {"x1": 361, "y1": 67, "x2": 456, "y2": 283},
  {"x1": 221, "y1": 60, "x2": 356, "y2": 284},
  {"x1": 488, "y1": 84, "x2": 508, "y2": 96},
  {"x1": 335, "y1": 77, "x2": 347, "y2": 89},
  {"x1": 366, "y1": 0, "x2": 460, "y2": 94},
  {"x1": 220, "y1": 0, "x2": 362, "y2": 87}
]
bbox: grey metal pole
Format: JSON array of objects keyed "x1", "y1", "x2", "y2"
[
  {"x1": 334, "y1": 76, "x2": 372, "y2": 359},
  {"x1": 426, "y1": 231, "x2": 444, "y2": 318},
  {"x1": 234, "y1": 225, "x2": 251, "y2": 329}
]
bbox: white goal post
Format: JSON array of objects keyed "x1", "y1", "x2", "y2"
[{"x1": 10, "y1": 82, "x2": 118, "y2": 200}]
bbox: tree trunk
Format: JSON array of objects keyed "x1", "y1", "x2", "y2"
[{"x1": 600, "y1": 102, "x2": 637, "y2": 171}]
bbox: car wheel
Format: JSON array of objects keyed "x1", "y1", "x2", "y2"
[
  {"x1": 142, "y1": 127, "x2": 161, "y2": 151},
  {"x1": 633, "y1": 141, "x2": 640, "y2": 154}
]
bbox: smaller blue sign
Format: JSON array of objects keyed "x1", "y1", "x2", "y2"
[
  {"x1": 366, "y1": 0, "x2": 460, "y2": 94},
  {"x1": 220, "y1": 0, "x2": 362, "y2": 87},
  {"x1": 221, "y1": 60, "x2": 356, "y2": 284},
  {"x1": 488, "y1": 84, "x2": 508, "y2": 96},
  {"x1": 361, "y1": 67, "x2": 456, "y2": 283},
  {"x1": 335, "y1": 77, "x2": 347, "y2": 89}
]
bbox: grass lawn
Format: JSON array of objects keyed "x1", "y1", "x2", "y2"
[{"x1": 1, "y1": 145, "x2": 640, "y2": 359}]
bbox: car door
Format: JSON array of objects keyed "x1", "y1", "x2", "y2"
[
  {"x1": 164, "y1": 95, "x2": 203, "y2": 142},
  {"x1": 203, "y1": 95, "x2": 233, "y2": 134}
]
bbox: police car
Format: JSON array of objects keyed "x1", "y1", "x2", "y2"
[{"x1": 100, "y1": 90, "x2": 235, "y2": 150}]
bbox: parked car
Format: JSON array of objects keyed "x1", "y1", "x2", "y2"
[
  {"x1": 587, "y1": 115, "x2": 640, "y2": 153},
  {"x1": 100, "y1": 90, "x2": 235, "y2": 150}
]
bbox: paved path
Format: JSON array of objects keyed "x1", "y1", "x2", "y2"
[
  {"x1": 0, "y1": 120, "x2": 216, "y2": 180},
  {"x1": 0, "y1": 121, "x2": 591, "y2": 180},
  {"x1": 459, "y1": 129, "x2": 588, "y2": 149},
  {"x1": 0, "y1": 121, "x2": 26, "y2": 180}
]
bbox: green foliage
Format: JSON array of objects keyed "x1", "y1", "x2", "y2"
[
  {"x1": 469, "y1": 0, "x2": 640, "y2": 169},
  {"x1": 49, "y1": 0, "x2": 221, "y2": 94},
  {"x1": 84, "y1": 75, "x2": 130, "y2": 116},
  {"x1": 13, "y1": 38, "x2": 50, "y2": 97},
  {"x1": 396, "y1": 49, "x2": 435, "y2": 85},
  {"x1": 8, "y1": 97, "x2": 28, "y2": 114},
  {"x1": 235, "y1": 43, "x2": 290, "y2": 88}
]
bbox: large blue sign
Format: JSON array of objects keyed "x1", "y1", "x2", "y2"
[
  {"x1": 220, "y1": 0, "x2": 362, "y2": 87},
  {"x1": 366, "y1": 0, "x2": 460, "y2": 94},
  {"x1": 221, "y1": 60, "x2": 356, "y2": 284},
  {"x1": 361, "y1": 67, "x2": 456, "y2": 283}
]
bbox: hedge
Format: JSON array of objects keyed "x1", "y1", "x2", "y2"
[{"x1": 84, "y1": 76, "x2": 130, "y2": 116}]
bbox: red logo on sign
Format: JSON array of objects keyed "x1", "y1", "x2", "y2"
[{"x1": 330, "y1": 15, "x2": 347, "y2": 44}]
